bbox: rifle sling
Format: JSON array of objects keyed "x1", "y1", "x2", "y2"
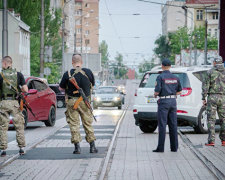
[{"x1": 69, "y1": 77, "x2": 83, "y2": 109}]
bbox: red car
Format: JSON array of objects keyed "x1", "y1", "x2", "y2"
[{"x1": 9, "y1": 77, "x2": 57, "y2": 128}]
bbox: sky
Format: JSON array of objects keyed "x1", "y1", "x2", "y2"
[{"x1": 99, "y1": 0, "x2": 168, "y2": 66}]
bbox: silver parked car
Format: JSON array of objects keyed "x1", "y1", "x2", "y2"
[{"x1": 93, "y1": 86, "x2": 123, "y2": 109}]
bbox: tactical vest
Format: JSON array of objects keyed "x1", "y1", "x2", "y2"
[{"x1": 1, "y1": 68, "x2": 18, "y2": 99}]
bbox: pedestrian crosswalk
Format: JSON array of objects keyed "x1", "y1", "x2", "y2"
[{"x1": 35, "y1": 125, "x2": 115, "y2": 148}]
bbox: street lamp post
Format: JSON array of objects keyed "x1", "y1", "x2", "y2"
[
  {"x1": 204, "y1": 8, "x2": 208, "y2": 65},
  {"x1": 2, "y1": 0, "x2": 8, "y2": 58}
]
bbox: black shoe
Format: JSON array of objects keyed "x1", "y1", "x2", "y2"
[
  {"x1": 90, "y1": 141, "x2": 98, "y2": 153},
  {"x1": 73, "y1": 143, "x2": 81, "y2": 154},
  {"x1": 152, "y1": 149, "x2": 164, "y2": 153},
  {"x1": 171, "y1": 150, "x2": 177, "y2": 152},
  {"x1": 19, "y1": 148, "x2": 25, "y2": 155},
  {"x1": 1, "y1": 150, "x2": 6, "y2": 157}
]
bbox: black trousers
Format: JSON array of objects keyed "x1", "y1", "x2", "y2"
[{"x1": 156, "y1": 98, "x2": 178, "y2": 151}]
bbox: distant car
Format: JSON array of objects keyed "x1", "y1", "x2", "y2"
[
  {"x1": 117, "y1": 85, "x2": 126, "y2": 104},
  {"x1": 49, "y1": 84, "x2": 66, "y2": 108},
  {"x1": 93, "y1": 86, "x2": 123, "y2": 109},
  {"x1": 9, "y1": 77, "x2": 57, "y2": 128},
  {"x1": 133, "y1": 66, "x2": 219, "y2": 134}
]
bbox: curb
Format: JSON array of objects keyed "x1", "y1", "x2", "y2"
[
  {"x1": 0, "y1": 117, "x2": 67, "y2": 169},
  {"x1": 98, "y1": 105, "x2": 129, "y2": 180},
  {"x1": 179, "y1": 130, "x2": 225, "y2": 180}
]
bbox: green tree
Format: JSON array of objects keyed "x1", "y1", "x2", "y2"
[
  {"x1": 138, "y1": 60, "x2": 153, "y2": 74},
  {"x1": 5, "y1": 0, "x2": 62, "y2": 83},
  {"x1": 154, "y1": 35, "x2": 171, "y2": 61},
  {"x1": 113, "y1": 53, "x2": 128, "y2": 79},
  {"x1": 99, "y1": 40, "x2": 109, "y2": 66}
]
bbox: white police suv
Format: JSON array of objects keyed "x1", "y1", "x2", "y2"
[{"x1": 133, "y1": 66, "x2": 215, "y2": 134}]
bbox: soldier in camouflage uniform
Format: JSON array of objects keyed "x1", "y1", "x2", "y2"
[
  {"x1": 202, "y1": 56, "x2": 225, "y2": 146},
  {"x1": 59, "y1": 54, "x2": 98, "y2": 154},
  {"x1": 0, "y1": 56, "x2": 28, "y2": 156}
]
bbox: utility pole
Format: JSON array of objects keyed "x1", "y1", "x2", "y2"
[
  {"x1": 74, "y1": 32, "x2": 76, "y2": 53},
  {"x1": 194, "y1": 33, "x2": 197, "y2": 65},
  {"x1": 62, "y1": 18, "x2": 65, "y2": 75},
  {"x1": 204, "y1": 8, "x2": 208, "y2": 65},
  {"x1": 40, "y1": 0, "x2": 45, "y2": 78},
  {"x1": 2, "y1": 0, "x2": 8, "y2": 58}
]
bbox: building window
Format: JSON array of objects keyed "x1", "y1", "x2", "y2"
[
  {"x1": 208, "y1": 28, "x2": 211, "y2": 37},
  {"x1": 212, "y1": 12, "x2": 218, "y2": 20},
  {"x1": 85, "y1": 30, "x2": 90, "y2": 35},
  {"x1": 76, "y1": 10, "x2": 82, "y2": 16},
  {"x1": 85, "y1": 3, "x2": 90, "y2": 8},
  {"x1": 85, "y1": 39, "x2": 90, "y2": 45},
  {"x1": 196, "y1": 10, "x2": 203, "y2": 20},
  {"x1": 76, "y1": 28, "x2": 82, "y2": 34},
  {"x1": 76, "y1": 19, "x2": 81, "y2": 25},
  {"x1": 76, "y1": 38, "x2": 82, "y2": 43},
  {"x1": 85, "y1": 21, "x2": 89, "y2": 26},
  {"x1": 214, "y1": 29, "x2": 218, "y2": 38}
]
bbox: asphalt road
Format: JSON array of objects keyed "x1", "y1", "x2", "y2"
[{"x1": 7, "y1": 107, "x2": 67, "y2": 144}]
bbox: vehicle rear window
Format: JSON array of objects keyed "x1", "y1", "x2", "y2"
[
  {"x1": 192, "y1": 71, "x2": 208, "y2": 82},
  {"x1": 139, "y1": 72, "x2": 190, "y2": 88}
]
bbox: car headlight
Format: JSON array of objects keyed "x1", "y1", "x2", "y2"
[
  {"x1": 94, "y1": 97, "x2": 101, "y2": 102},
  {"x1": 113, "y1": 97, "x2": 121, "y2": 101}
]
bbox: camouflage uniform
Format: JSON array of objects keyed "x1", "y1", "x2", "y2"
[
  {"x1": 202, "y1": 64, "x2": 225, "y2": 143},
  {"x1": 65, "y1": 98, "x2": 96, "y2": 143},
  {"x1": 60, "y1": 68, "x2": 96, "y2": 144},
  {"x1": 0, "y1": 68, "x2": 26, "y2": 150}
]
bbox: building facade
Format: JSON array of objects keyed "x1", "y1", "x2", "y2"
[
  {"x1": 186, "y1": 0, "x2": 219, "y2": 38},
  {"x1": 161, "y1": 0, "x2": 186, "y2": 35},
  {"x1": 75, "y1": 0, "x2": 99, "y2": 53},
  {"x1": 0, "y1": 10, "x2": 30, "y2": 76}
]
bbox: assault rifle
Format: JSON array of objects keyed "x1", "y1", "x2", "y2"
[
  {"x1": 0, "y1": 72, "x2": 36, "y2": 119},
  {"x1": 69, "y1": 77, "x2": 97, "y2": 122}
]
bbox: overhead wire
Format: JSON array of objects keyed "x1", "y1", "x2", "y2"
[{"x1": 103, "y1": 0, "x2": 127, "y2": 60}]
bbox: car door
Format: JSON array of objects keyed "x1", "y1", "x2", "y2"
[
  {"x1": 33, "y1": 80, "x2": 49, "y2": 119},
  {"x1": 26, "y1": 80, "x2": 41, "y2": 121}
]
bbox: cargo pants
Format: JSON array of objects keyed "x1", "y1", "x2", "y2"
[
  {"x1": 65, "y1": 98, "x2": 96, "y2": 144},
  {"x1": 207, "y1": 94, "x2": 225, "y2": 143},
  {"x1": 0, "y1": 100, "x2": 26, "y2": 150}
]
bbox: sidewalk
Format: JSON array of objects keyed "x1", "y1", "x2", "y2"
[
  {"x1": 106, "y1": 108, "x2": 217, "y2": 180},
  {"x1": 184, "y1": 131, "x2": 225, "y2": 177}
]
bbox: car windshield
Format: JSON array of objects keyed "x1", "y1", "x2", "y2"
[
  {"x1": 96, "y1": 87, "x2": 118, "y2": 94},
  {"x1": 139, "y1": 72, "x2": 190, "y2": 88},
  {"x1": 50, "y1": 86, "x2": 61, "y2": 93}
]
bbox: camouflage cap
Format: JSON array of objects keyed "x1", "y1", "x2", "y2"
[{"x1": 213, "y1": 56, "x2": 223, "y2": 64}]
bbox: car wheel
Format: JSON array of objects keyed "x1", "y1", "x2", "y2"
[
  {"x1": 139, "y1": 121, "x2": 157, "y2": 133},
  {"x1": 44, "y1": 106, "x2": 56, "y2": 127},
  {"x1": 22, "y1": 109, "x2": 28, "y2": 129},
  {"x1": 57, "y1": 100, "x2": 64, "y2": 108},
  {"x1": 118, "y1": 104, "x2": 122, "y2": 110},
  {"x1": 194, "y1": 106, "x2": 208, "y2": 134}
]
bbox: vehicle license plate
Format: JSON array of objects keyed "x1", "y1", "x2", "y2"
[
  {"x1": 147, "y1": 97, "x2": 157, "y2": 103},
  {"x1": 102, "y1": 102, "x2": 112, "y2": 106}
]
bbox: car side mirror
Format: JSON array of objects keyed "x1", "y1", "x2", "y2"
[{"x1": 28, "y1": 89, "x2": 38, "y2": 94}]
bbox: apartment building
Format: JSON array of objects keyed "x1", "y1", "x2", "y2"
[
  {"x1": 186, "y1": 0, "x2": 219, "y2": 38},
  {"x1": 0, "y1": 10, "x2": 30, "y2": 76},
  {"x1": 75, "y1": 0, "x2": 99, "y2": 53},
  {"x1": 161, "y1": 0, "x2": 186, "y2": 35}
]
